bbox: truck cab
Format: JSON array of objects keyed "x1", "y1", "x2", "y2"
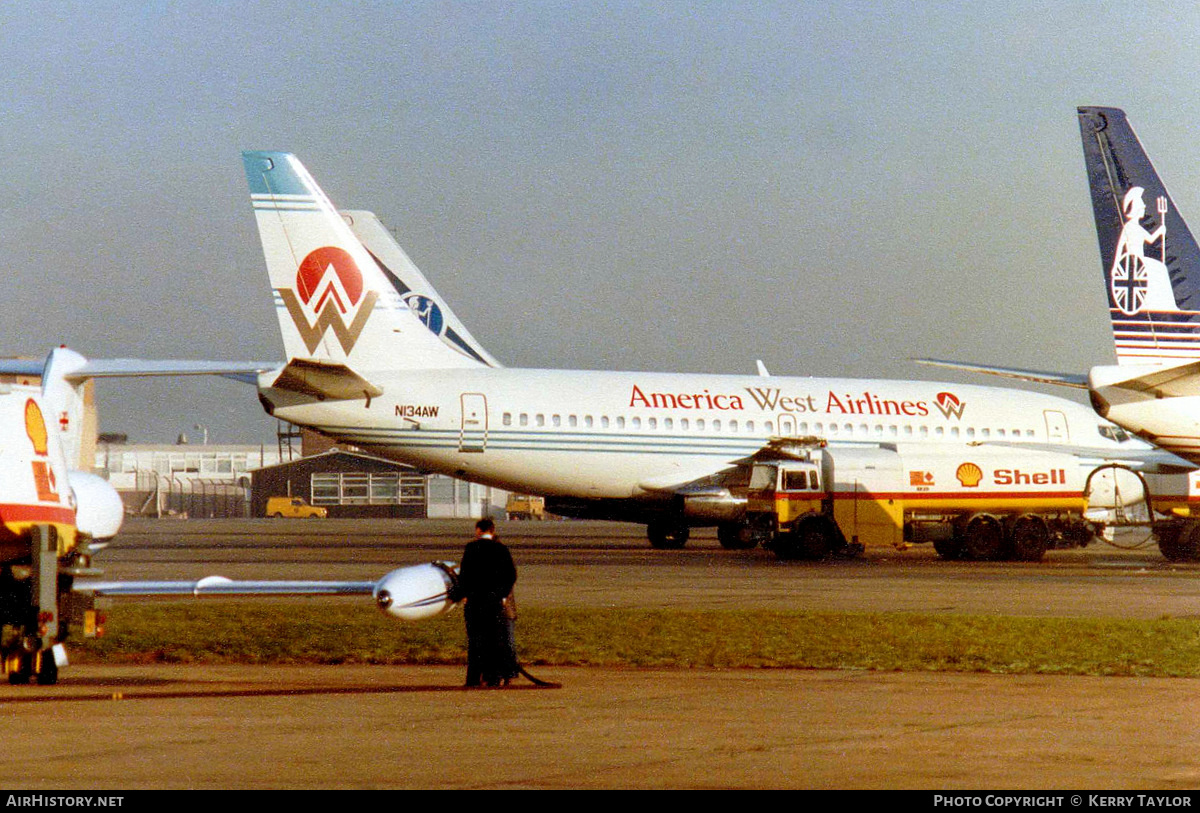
[
  {"x1": 746, "y1": 440, "x2": 904, "y2": 559},
  {"x1": 747, "y1": 460, "x2": 825, "y2": 531}
]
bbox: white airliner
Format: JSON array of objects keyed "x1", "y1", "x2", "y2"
[
  {"x1": 238, "y1": 150, "x2": 1181, "y2": 549},
  {"x1": 921, "y1": 107, "x2": 1200, "y2": 466}
]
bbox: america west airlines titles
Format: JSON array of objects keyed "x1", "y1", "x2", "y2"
[
  {"x1": 394, "y1": 385, "x2": 965, "y2": 421},
  {"x1": 627, "y1": 385, "x2": 964, "y2": 419}
]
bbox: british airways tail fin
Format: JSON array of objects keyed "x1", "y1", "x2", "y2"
[
  {"x1": 342, "y1": 210, "x2": 500, "y2": 367},
  {"x1": 242, "y1": 152, "x2": 487, "y2": 372},
  {"x1": 1078, "y1": 106, "x2": 1200, "y2": 365}
]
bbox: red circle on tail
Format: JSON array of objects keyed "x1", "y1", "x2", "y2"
[{"x1": 296, "y1": 246, "x2": 363, "y2": 308}]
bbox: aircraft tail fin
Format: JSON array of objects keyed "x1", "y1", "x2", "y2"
[
  {"x1": 343, "y1": 210, "x2": 500, "y2": 367},
  {"x1": 242, "y1": 152, "x2": 486, "y2": 372},
  {"x1": 39, "y1": 347, "x2": 97, "y2": 472},
  {"x1": 1078, "y1": 106, "x2": 1200, "y2": 365}
]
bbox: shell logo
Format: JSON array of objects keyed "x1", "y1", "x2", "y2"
[
  {"x1": 25, "y1": 398, "x2": 48, "y2": 455},
  {"x1": 956, "y1": 462, "x2": 983, "y2": 488},
  {"x1": 24, "y1": 398, "x2": 60, "y2": 502}
]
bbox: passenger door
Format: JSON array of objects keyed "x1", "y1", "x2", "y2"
[
  {"x1": 459, "y1": 393, "x2": 488, "y2": 453},
  {"x1": 1044, "y1": 410, "x2": 1069, "y2": 443}
]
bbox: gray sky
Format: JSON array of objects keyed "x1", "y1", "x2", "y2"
[{"x1": 3, "y1": 1, "x2": 1199, "y2": 444}]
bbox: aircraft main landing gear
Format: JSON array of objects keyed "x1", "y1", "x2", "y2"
[
  {"x1": 647, "y1": 520, "x2": 690, "y2": 549},
  {"x1": 1, "y1": 527, "x2": 67, "y2": 686}
]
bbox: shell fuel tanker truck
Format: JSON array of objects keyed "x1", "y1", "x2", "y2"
[{"x1": 744, "y1": 438, "x2": 1180, "y2": 561}]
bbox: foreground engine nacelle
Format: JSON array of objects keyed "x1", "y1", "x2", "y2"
[
  {"x1": 373, "y1": 561, "x2": 460, "y2": 621},
  {"x1": 1084, "y1": 464, "x2": 1149, "y2": 514},
  {"x1": 677, "y1": 486, "x2": 746, "y2": 523},
  {"x1": 68, "y1": 470, "x2": 125, "y2": 541}
]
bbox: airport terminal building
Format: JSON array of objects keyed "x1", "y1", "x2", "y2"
[{"x1": 95, "y1": 441, "x2": 507, "y2": 520}]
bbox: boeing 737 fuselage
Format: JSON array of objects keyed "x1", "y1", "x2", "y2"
[
  {"x1": 260, "y1": 367, "x2": 1131, "y2": 502},
  {"x1": 242, "y1": 151, "x2": 1174, "y2": 550}
]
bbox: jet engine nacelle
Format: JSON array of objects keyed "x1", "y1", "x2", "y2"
[
  {"x1": 677, "y1": 486, "x2": 746, "y2": 522},
  {"x1": 68, "y1": 470, "x2": 125, "y2": 541},
  {"x1": 373, "y1": 561, "x2": 459, "y2": 621},
  {"x1": 1084, "y1": 464, "x2": 1149, "y2": 513}
]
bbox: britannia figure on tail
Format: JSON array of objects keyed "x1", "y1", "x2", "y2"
[{"x1": 1111, "y1": 186, "x2": 1177, "y2": 315}]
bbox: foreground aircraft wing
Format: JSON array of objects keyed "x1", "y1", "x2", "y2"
[
  {"x1": 75, "y1": 578, "x2": 376, "y2": 597},
  {"x1": 913, "y1": 358, "x2": 1088, "y2": 389},
  {"x1": 73, "y1": 561, "x2": 461, "y2": 622}
]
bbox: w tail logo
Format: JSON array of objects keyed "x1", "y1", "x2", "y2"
[
  {"x1": 277, "y1": 246, "x2": 378, "y2": 354},
  {"x1": 934, "y1": 391, "x2": 966, "y2": 420}
]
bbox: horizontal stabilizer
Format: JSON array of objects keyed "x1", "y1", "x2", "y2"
[
  {"x1": 0, "y1": 359, "x2": 43, "y2": 378},
  {"x1": 267, "y1": 357, "x2": 384, "y2": 401},
  {"x1": 1089, "y1": 359, "x2": 1200, "y2": 398},
  {"x1": 70, "y1": 359, "x2": 278, "y2": 384},
  {"x1": 914, "y1": 358, "x2": 1088, "y2": 389},
  {"x1": 0, "y1": 356, "x2": 277, "y2": 385}
]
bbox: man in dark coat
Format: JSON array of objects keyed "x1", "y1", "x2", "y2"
[{"x1": 456, "y1": 518, "x2": 519, "y2": 687}]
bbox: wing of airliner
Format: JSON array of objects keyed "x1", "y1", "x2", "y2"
[
  {"x1": 944, "y1": 439, "x2": 1194, "y2": 471},
  {"x1": 913, "y1": 358, "x2": 1088, "y2": 389}
]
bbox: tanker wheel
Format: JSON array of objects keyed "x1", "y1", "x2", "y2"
[
  {"x1": 1008, "y1": 515, "x2": 1050, "y2": 562},
  {"x1": 933, "y1": 535, "x2": 964, "y2": 560},
  {"x1": 717, "y1": 523, "x2": 758, "y2": 550},
  {"x1": 647, "y1": 520, "x2": 689, "y2": 550},
  {"x1": 6, "y1": 651, "x2": 32, "y2": 685},
  {"x1": 35, "y1": 651, "x2": 58, "y2": 686},
  {"x1": 1158, "y1": 520, "x2": 1200, "y2": 562},
  {"x1": 963, "y1": 515, "x2": 1004, "y2": 561},
  {"x1": 775, "y1": 517, "x2": 834, "y2": 561},
  {"x1": 1060, "y1": 519, "x2": 1095, "y2": 549}
]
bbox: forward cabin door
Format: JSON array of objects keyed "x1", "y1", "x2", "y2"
[
  {"x1": 1044, "y1": 410, "x2": 1069, "y2": 444},
  {"x1": 459, "y1": 393, "x2": 488, "y2": 453}
]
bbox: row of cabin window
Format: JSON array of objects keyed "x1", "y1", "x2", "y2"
[{"x1": 499, "y1": 412, "x2": 1036, "y2": 439}]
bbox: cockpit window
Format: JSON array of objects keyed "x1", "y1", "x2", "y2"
[{"x1": 1098, "y1": 424, "x2": 1132, "y2": 443}]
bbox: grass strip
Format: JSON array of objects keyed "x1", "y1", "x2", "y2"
[{"x1": 70, "y1": 603, "x2": 1200, "y2": 677}]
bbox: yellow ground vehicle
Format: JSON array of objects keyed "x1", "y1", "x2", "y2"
[
  {"x1": 505, "y1": 494, "x2": 546, "y2": 520},
  {"x1": 745, "y1": 438, "x2": 1100, "y2": 562},
  {"x1": 266, "y1": 496, "x2": 328, "y2": 519}
]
